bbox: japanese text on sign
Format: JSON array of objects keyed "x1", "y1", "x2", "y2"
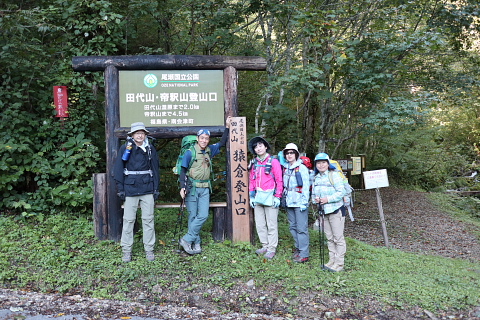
[
  {"x1": 228, "y1": 117, "x2": 250, "y2": 242},
  {"x1": 363, "y1": 169, "x2": 389, "y2": 189},
  {"x1": 119, "y1": 70, "x2": 224, "y2": 127}
]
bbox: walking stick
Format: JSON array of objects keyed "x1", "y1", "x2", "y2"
[
  {"x1": 318, "y1": 203, "x2": 326, "y2": 269},
  {"x1": 173, "y1": 197, "x2": 186, "y2": 253}
]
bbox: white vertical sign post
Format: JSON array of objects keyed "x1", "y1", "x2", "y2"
[{"x1": 363, "y1": 169, "x2": 390, "y2": 247}]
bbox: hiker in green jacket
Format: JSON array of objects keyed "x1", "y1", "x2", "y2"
[{"x1": 178, "y1": 117, "x2": 231, "y2": 254}]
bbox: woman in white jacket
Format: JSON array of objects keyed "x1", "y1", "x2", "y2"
[{"x1": 281, "y1": 143, "x2": 311, "y2": 263}]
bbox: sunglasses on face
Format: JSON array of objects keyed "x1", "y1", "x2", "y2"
[{"x1": 285, "y1": 151, "x2": 296, "y2": 155}]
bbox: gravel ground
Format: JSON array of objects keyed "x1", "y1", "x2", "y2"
[{"x1": 1, "y1": 188, "x2": 479, "y2": 320}]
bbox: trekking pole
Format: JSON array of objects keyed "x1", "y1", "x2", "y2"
[
  {"x1": 173, "y1": 196, "x2": 186, "y2": 253},
  {"x1": 318, "y1": 203, "x2": 326, "y2": 268}
]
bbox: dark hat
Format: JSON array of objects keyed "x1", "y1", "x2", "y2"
[{"x1": 248, "y1": 136, "x2": 270, "y2": 154}]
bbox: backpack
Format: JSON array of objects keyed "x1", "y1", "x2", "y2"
[
  {"x1": 172, "y1": 135, "x2": 198, "y2": 175},
  {"x1": 248, "y1": 155, "x2": 276, "y2": 175}
]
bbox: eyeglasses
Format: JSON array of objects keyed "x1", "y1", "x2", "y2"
[{"x1": 285, "y1": 151, "x2": 296, "y2": 155}]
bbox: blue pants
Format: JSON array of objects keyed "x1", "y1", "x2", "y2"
[
  {"x1": 183, "y1": 187, "x2": 210, "y2": 244},
  {"x1": 286, "y1": 207, "x2": 310, "y2": 258}
]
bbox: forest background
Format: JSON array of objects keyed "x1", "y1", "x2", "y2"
[{"x1": 1, "y1": 0, "x2": 479, "y2": 216}]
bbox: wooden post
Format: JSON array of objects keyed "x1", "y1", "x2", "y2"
[
  {"x1": 228, "y1": 117, "x2": 251, "y2": 243},
  {"x1": 105, "y1": 65, "x2": 122, "y2": 242},
  {"x1": 93, "y1": 173, "x2": 108, "y2": 240},
  {"x1": 212, "y1": 207, "x2": 226, "y2": 241},
  {"x1": 375, "y1": 188, "x2": 390, "y2": 247},
  {"x1": 224, "y1": 66, "x2": 238, "y2": 241}
]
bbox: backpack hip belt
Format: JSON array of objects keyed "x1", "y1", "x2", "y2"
[
  {"x1": 187, "y1": 177, "x2": 211, "y2": 196},
  {"x1": 124, "y1": 169, "x2": 153, "y2": 176}
]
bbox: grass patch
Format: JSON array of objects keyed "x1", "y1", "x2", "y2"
[
  {"x1": 0, "y1": 197, "x2": 479, "y2": 314},
  {"x1": 427, "y1": 192, "x2": 480, "y2": 236}
]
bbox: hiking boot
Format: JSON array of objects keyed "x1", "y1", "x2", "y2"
[
  {"x1": 330, "y1": 264, "x2": 344, "y2": 272},
  {"x1": 292, "y1": 249, "x2": 300, "y2": 259},
  {"x1": 293, "y1": 256, "x2": 309, "y2": 263},
  {"x1": 122, "y1": 252, "x2": 132, "y2": 263},
  {"x1": 192, "y1": 243, "x2": 202, "y2": 254},
  {"x1": 146, "y1": 251, "x2": 155, "y2": 261},
  {"x1": 322, "y1": 260, "x2": 334, "y2": 270},
  {"x1": 179, "y1": 238, "x2": 195, "y2": 255},
  {"x1": 264, "y1": 251, "x2": 275, "y2": 260},
  {"x1": 255, "y1": 247, "x2": 268, "y2": 255}
]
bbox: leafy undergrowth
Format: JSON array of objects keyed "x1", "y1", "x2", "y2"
[{"x1": 0, "y1": 191, "x2": 479, "y2": 318}]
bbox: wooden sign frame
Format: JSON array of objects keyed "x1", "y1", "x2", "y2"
[{"x1": 72, "y1": 55, "x2": 266, "y2": 242}]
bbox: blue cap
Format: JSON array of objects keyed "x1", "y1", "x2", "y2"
[{"x1": 197, "y1": 129, "x2": 211, "y2": 136}]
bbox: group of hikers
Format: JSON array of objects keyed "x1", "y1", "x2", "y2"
[{"x1": 114, "y1": 118, "x2": 352, "y2": 272}]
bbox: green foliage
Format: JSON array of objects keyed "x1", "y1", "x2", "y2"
[
  {"x1": 1, "y1": 0, "x2": 479, "y2": 214},
  {"x1": 0, "y1": 204, "x2": 478, "y2": 314},
  {"x1": 0, "y1": 1, "x2": 123, "y2": 215},
  {"x1": 428, "y1": 192, "x2": 480, "y2": 226}
]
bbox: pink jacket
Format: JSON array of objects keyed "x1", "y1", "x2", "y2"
[{"x1": 249, "y1": 154, "x2": 284, "y2": 198}]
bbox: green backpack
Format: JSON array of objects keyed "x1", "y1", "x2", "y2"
[{"x1": 172, "y1": 135, "x2": 198, "y2": 175}]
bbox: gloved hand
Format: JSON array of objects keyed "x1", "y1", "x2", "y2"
[
  {"x1": 249, "y1": 191, "x2": 256, "y2": 208},
  {"x1": 153, "y1": 190, "x2": 160, "y2": 200},
  {"x1": 249, "y1": 197, "x2": 256, "y2": 208},
  {"x1": 300, "y1": 205, "x2": 307, "y2": 211},
  {"x1": 273, "y1": 197, "x2": 280, "y2": 208},
  {"x1": 117, "y1": 192, "x2": 126, "y2": 201}
]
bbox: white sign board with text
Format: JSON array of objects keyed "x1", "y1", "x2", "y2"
[{"x1": 363, "y1": 169, "x2": 389, "y2": 189}]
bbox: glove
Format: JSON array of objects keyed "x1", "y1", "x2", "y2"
[
  {"x1": 117, "y1": 192, "x2": 126, "y2": 201},
  {"x1": 249, "y1": 197, "x2": 256, "y2": 208},
  {"x1": 273, "y1": 197, "x2": 280, "y2": 208},
  {"x1": 300, "y1": 205, "x2": 307, "y2": 211},
  {"x1": 153, "y1": 190, "x2": 160, "y2": 200}
]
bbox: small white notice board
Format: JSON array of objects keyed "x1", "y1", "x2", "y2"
[
  {"x1": 363, "y1": 169, "x2": 389, "y2": 190},
  {"x1": 362, "y1": 169, "x2": 390, "y2": 247}
]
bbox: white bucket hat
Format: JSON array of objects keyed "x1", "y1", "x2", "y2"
[
  {"x1": 127, "y1": 122, "x2": 149, "y2": 136},
  {"x1": 283, "y1": 143, "x2": 300, "y2": 160}
]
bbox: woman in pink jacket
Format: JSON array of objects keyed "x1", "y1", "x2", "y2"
[{"x1": 248, "y1": 137, "x2": 284, "y2": 260}]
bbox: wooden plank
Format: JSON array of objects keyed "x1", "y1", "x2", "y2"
[
  {"x1": 114, "y1": 126, "x2": 226, "y2": 139},
  {"x1": 212, "y1": 207, "x2": 226, "y2": 242},
  {"x1": 93, "y1": 173, "x2": 108, "y2": 240},
  {"x1": 72, "y1": 55, "x2": 267, "y2": 72},
  {"x1": 155, "y1": 202, "x2": 227, "y2": 209}
]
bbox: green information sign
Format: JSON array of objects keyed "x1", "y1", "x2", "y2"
[{"x1": 119, "y1": 70, "x2": 224, "y2": 127}]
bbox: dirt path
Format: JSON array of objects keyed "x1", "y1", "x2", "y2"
[{"x1": 346, "y1": 188, "x2": 480, "y2": 262}]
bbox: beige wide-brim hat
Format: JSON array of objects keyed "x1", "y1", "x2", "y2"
[
  {"x1": 283, "y1": 143, "x2": 300, "y2": 159},
  {"x1": 127, "y1": 122, "x2": 150, "y2": 136}
]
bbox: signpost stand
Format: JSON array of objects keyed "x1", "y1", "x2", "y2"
[
  {"x1": 363, "y1": 169, "x2": 390, "y2": 247},
  {"x1": 73, "y1": 55, "x2": 266, "y2": 242}
]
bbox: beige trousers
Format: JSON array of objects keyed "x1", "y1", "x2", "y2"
[
  {"x1": 254, "y1": 205, "x2": 279, "y2": 252},
  {"x1": 322, "y1": 209, "x2": 346, "y2": 266},
  {"x1": 121, "y1": 194, "x2": 156, "y2": 253}
]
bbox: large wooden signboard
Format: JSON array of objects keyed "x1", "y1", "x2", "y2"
[
  {"x1": 72, "y1": 55, "x2": 266, "y2": 242},
  {"x1": 228, "y1": 117, "x2": 250, "y2": 242}
]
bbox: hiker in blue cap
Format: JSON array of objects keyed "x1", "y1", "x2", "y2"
[
  {"x1": 311, "y1": 152, "x2": 347, "y2": 272},
  {"x1": 178, "y1": 117, "x2": 232, "y2": 255}
]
